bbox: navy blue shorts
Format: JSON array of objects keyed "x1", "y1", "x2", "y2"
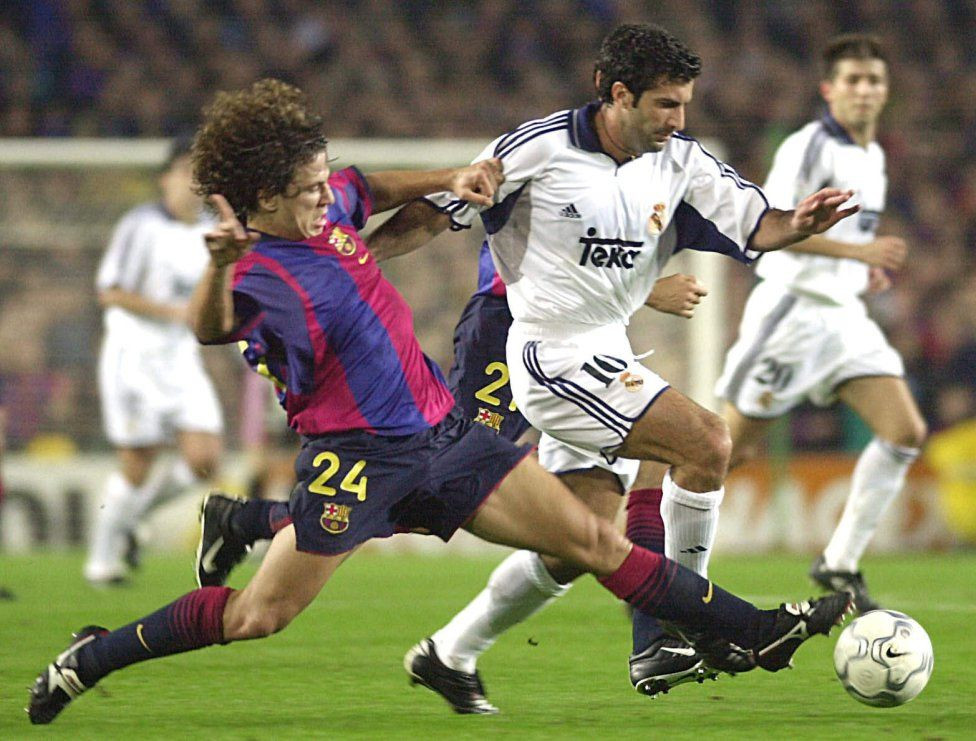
[
  {"x1": 289, "y1": 409, "x2": 533, "y2": 555},
  {"x1": 447, "y1": 292, "x2": 532, "y2": 443}
]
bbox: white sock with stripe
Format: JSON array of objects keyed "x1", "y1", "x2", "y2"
[
  {"x1": 823, "y1": 437, "x2": 919, "y2": 573},
  {"x1": 661, "y1": 469, "x2": 724, "y2": 577}
]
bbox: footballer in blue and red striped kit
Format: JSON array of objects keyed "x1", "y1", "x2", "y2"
[
  {"x1": 230, "y1": 165, "x2": 455, "y2": 437},
  {"x1": 27, "y1": 78, "x2": 851, "y2": 727}
]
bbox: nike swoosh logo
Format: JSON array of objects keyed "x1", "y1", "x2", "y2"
[
  {"x1": 358, "y1": 253, "x2": 369, "y2": 265},
  {"x1": 702, "y1": 581, "x2": 713, "y2": 604},
  {"x1": 200, "y1": 536, "x2": 224, "y2": 574},
  {"x1": 136, "y1": 623, "x2": 153, "y2": 653},
  {"x1": 661, "y1": 646, "x2": 697, "y2": 657},
  {"x1": 885, "y1": 647, "x2": 907, "y2": 659}
]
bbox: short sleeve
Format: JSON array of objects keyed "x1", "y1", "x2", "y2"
[
  {"x1": 424, "y1": 114, "x2": 567, "y2": 231},
  {"x1": 328, "y1": 166, "x2": 374, "y2": 230},
  {"x1": 95, "y1": 208, "x2": 150, "y2": 292},
  {"x1": 763, "y1": 127, "x2": 834, "y2": 210},
  {"x1": 678, "y1": 136, "x2": 769, "y2": 263}
]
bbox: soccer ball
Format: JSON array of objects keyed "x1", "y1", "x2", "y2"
[{"x1": 833, "y1": 610, "x2": 934, "y2": 707}]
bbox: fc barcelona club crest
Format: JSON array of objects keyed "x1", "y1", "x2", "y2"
[
  {"x1": 328, "y1": 226, "x2": 356, "y2": 256},
  {"x1": 321, "y1": 502, "x2": 352, "y2": 534},
  {"x1": 474, "y1": 407, "x2": 504, "y2": 433}
]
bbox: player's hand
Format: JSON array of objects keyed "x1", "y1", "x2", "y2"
[
  {"x1": 866, "y1": 266, "x2": 892, "y2": 294},
  {"x1": 645, "y1": 273, "x2": 708, "y2": 318},
  {"x1": 791, "y1": 187, "x2": 859, "y2": 235},
  {"x1": 861, "y1": 236, "x2": 907, "y2": 270},
  {"x1": 204, "y1": 194, "x2": 259, "y2": 267},
  {"x1": 448, "y1": 157, "x2": 504, "y2": 207}
]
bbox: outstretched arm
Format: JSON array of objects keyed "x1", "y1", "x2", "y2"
[
  {"x1": 98, "y1": 288, "x2": 188, "y2": 324},
  {"x1": 749, "y1": 187, "x2": 859, "y2": 252},
  {"x1": 366, "y1": 158, "x2": 503, "y2": 213},
  {"x1": 367, "y1": 199, "x2": 453, "y2": 262},
  {"x1": 783, "y1": 233, "x2": 907, "y2": 271},
  {"x1": 190, "y1": 194, "x2": 259, "y2": 343}
]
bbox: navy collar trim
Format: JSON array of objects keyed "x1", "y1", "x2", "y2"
[
  {"x1": 820, "y1": 112, "x2": 856, "y2": 145},
  {"x1": 569, "y1": 101, "x2": 605, "y2": 154}
]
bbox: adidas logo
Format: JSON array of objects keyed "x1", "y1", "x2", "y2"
[
  {"x1": 559, "y1": 203, "x2": 582, "y2": 219},
  {"x1": 680, "y1": 545, "x2": 709, "y2": 554}
]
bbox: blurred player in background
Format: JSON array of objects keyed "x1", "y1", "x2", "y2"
[
  {"x1": 713, "y1": 34, "x2": 925, "y2": 611},
  {"x1": 28, "y1": 78, "x2": 851, "y2": 726},
  {"x1": 84, "y1": 137, "x2": 223, "y2": 585},
  {"x1": 363, "y1": 22, "x2": 857, "y2": 713}
]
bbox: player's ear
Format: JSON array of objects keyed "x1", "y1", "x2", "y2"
[
  {"x1": 256, "y1": 190, "x2": 279, "y2": 214},
  {"x1": 610, "y1": 81, "x2": 633, "y2": 108},
  {"x1": 819, "y1": 79, "x2": 833, "y2": 104}
]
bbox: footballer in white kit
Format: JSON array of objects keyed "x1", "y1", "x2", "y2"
[
  {"x1": 97, "y1": 202, "x2": 222, "y2": 446},
  {"x1": 400, "y1": 22, "x2": 858, "y2": 714},
  {"x1": 430, "y1": 104, "x2": 766, "y2": 480},
  {"x1": 86, "y1": 139, "x2": 224, "y2": 585},
  {"x1": 715, "y1": 113, "x2": 902, "y2": 416},
  {"x1": 714, "y1": 35, "x2": 925, "y2": 613}
]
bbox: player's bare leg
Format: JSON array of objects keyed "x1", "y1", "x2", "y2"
[
  {"x1": 812, "y1": 376, "x2": 925, "y2": 611},
  {"x1": 616, "y1": 388, "x2": 730, "y2": 578},
  {"x1": 422, "y1": 468, "x2": 622, "y2": 698},
  {"x1": 29, "y1": 524, "x2": 346, "y2": 724}
]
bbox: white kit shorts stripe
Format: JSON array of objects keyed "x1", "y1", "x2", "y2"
[{"x1": 507, "y1": 323, "x2": 669, "y2": 462}]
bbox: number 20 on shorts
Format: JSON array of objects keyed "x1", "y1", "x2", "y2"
[{"x1": 308, "y1": 451, "x2": 368, "y2": 501}]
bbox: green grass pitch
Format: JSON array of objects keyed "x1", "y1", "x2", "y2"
[{"x1": 1, "y1": 550, "x2": 975, "y2": 739}]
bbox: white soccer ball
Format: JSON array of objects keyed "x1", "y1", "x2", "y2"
[{"x1": 833, "y1": 609, "x2": 934, "y2": 707}]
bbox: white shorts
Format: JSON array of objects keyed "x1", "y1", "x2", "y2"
[
  {"x1": 507, "y1": 321, "x2": 669, "y2": 463},
  {"x1": 98, "y1": 337, "x2": 224, "y2": 447},
  {"x1": 715, "y1": 281, "x2": 904, "y2": 418},
  {"x1": 538, "y1": 433, "x2": 640, "y2": 491}
]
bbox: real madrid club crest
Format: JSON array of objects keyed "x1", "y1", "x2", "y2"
[
  {"x1": 647, "y1": 202, "x2": 667, "y2": 236},
  {"x1": 321, "y1": 502, "x2": 351, "y2": 534},
  {"x1": 619, "y1": 371, "x2": 644, "y2": 393}
]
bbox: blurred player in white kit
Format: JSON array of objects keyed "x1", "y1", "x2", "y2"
[
  {"x1": 714, "y1": 34, "x2": 926, "y2": 611},
  {"x1": 85, "y1": 137, "x2": 223, "y2": 585}
]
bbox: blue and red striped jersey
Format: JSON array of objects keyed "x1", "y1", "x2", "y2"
[
  {"x1": 474, "y1": 241, "x2": 506, "y2": 298},
  {"x1": 229, "y1": 167, "x2": 455, "y2": 436}
]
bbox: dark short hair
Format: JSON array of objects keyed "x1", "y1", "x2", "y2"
[
  {"x1": 161, "y1": 135, "x2": 194, "y2": 172},
  {"x1": 192, "y1": 78, "x2": 328, "y2": 221},
  {"x1": 594, "y1": 23, "x2": 701, "y2": 104},
  {"x1": 822, "y1": 34, "x2": 887, "y2": 79}
]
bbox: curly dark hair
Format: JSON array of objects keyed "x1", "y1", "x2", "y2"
[
  {"x1": 822, "y1": 34, "x2": 887, "y2": 80},
  {"x1": 594, "y1": 23, "x2": 701, "y2": 104},
  {"x1": 192, "y1": 78, "x2": 328, "y2": 221}
]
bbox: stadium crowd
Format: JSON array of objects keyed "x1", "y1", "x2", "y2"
[{"x1": 1, "y1": 0, "x2": 975, "y2": 451}]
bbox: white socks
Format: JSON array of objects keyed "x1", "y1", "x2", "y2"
[
  {"x1": 84, "y1": 471, "x2": 146, "y2": 581},
  {"x1": 660, "y1": 469, "x2": 723, "y2": 577},
  {"x1": 431, "y1": 550, "x2": 572, "y2": 673},
  {"x1": 84, "y1": 459, "x2": 203, "y2": 581},
  {"x1": 823, "y1": 437, "x2": 919, "y2": 573}
]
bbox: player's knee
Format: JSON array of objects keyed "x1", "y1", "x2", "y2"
[
  {"x1": 232, "y1": 607, "x2": 295, "y2": 640},
  {"x1": 571, "y1": 517, "x2": 630, "y2": 575},
  {"x1": 186, "y1": 456, "x2": 218, "y2": 482},
  {"x1": 884, "y1": 420, "x2": 927, "y2": 452},
  {"x1": 693, "y1": 415, "x2": 732, "y2": 478}
]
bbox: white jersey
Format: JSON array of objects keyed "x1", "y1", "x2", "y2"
[
  {"x1": 96, "y1": 203, "x2": 214, "y2": 348},
  {"x1": 428, "y1": 103, "x2": 768, "y2": 330},
  {"x1": 755, "y1": 115, "x2": 887, "y2": 302}
]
